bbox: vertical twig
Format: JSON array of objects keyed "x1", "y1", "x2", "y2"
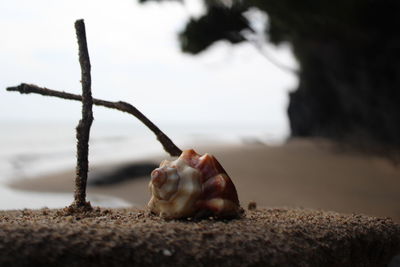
[{"x1": 71, "y1": 19, "x2": 93, "y2": 210}]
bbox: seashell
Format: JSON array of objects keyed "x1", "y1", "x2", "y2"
[{"x1": 148, "y1": 149, "x2": 240, "y2": 219}]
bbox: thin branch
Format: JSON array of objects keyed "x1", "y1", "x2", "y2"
[
  {"x1": 72, "y1": 19, "x2": 93, "y2": 209},
  {"x1": 6, "y1": 83, "x2": 183, "y2": 157},
  {"x1": 242, "y1": 29, "x2": 298, "y2": 75},
  {"x1": 250, "y1": 40, "x2": 298, "y2": 75}
]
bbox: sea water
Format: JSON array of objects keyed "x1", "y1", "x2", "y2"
[{"x1": 0, "y1": 120, "x2": 288, "y2": 209}]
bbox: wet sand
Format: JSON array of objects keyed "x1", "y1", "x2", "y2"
[
  {"x1": 0, "y1": 207, "x2": 398, "y2": 267},
  {"x1": 10, "y1": 138, "x2": 400, "y2": 222}
]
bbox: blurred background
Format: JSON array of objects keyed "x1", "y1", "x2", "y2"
[{"x1": 0, "y1": 0, "x2": 399, "y2": 222}]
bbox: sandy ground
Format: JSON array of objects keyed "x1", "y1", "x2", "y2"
[
  {"x1": 0, "y1": 207, "x2": 398, "y2": 267},
  {"x1": 9, "y1": 138, "x2": 400, "y2": 222}
]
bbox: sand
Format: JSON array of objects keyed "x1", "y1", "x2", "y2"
[
  {"x1": 0, "y1": 207, "x2": 399, "y2": 267},
  {"x1": 10, "y1": 138, "x2": 400, "y2": 222}
]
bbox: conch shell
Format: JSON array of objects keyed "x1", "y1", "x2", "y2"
[{"x1": 148, "y1": 149, "x2": 240, "y2": 219}]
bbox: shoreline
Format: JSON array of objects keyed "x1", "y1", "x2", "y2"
[{"x1": 8, "y1": 138, "x2": 400, "y2": 222}]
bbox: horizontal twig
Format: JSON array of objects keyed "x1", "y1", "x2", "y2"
[{"x1": 6, "y1": 83, "x2": 182, "y2": 157}]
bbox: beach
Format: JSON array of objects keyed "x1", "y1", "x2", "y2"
[
  {"x1": 2, "y1": 137, "x2": 400, "y2": 266},
  {"x1": 9, "y1": 138, "x2": 400, "y2": 223}
]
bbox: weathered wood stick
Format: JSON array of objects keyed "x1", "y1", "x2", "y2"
[
  {"x1": 6, "y1": 83, "x2": 182, "y2": 157},
  {"x1": 73, "y1": 19, "x2": 93, "y2": 209}
]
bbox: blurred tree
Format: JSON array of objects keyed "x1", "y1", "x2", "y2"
[{"x1": 140, "y1": 0, "x2": 400, "y2": 151}]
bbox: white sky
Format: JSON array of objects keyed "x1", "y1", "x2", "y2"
[{"x1": 0, "y1": 0, "x2": 298, "y2": 133}]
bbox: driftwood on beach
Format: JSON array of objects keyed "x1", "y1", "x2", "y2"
[{"x1": 6, "y1": 19, "x2": 182, "y2": 211}]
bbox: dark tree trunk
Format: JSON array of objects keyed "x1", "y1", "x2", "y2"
[{"x1": 288, "y1": 33, "x2": 400, "y2": 149}]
